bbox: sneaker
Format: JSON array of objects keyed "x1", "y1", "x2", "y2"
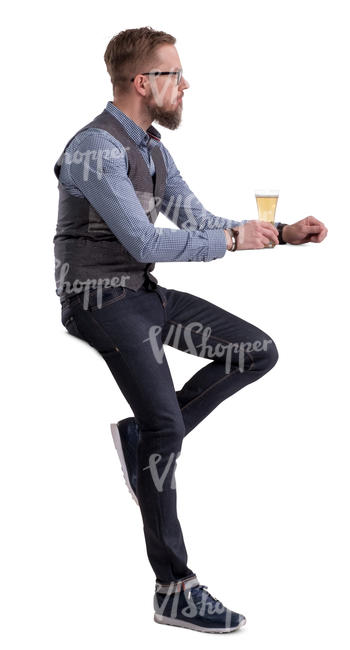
[
  {"x1": 153, "y1": 575, "x2": 246, "y2": 633},
  {"x1": 110, "y1": 418, "x2": 139, "y2": 506}
]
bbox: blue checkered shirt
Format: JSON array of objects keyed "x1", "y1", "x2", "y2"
[{"x1": 57, "y1": 101, "x2": 274, "y2": 262}]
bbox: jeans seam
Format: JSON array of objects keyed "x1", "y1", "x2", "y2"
[{"x1": 179, "y1": 365, "x2": 240, "y2": 411}]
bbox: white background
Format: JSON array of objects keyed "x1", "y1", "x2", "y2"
[{"x1": 1, "y1": 0, "x2": 349, "y2": 647}]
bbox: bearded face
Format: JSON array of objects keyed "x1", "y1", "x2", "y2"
[{"x1": 144, "y1": 80, "x2": 183, "y2": 130}]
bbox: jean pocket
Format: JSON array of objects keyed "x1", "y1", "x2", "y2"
[{"x1": 79, "y1": 285, "x2": 128, "y2": 311}]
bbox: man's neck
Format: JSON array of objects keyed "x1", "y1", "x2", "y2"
[{"x1": 112, "y1": 99, "x2": 151, "y2": 133}]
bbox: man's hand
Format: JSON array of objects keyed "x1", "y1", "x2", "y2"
[
  {"x1": 282, "y1": 216, "x2": 328, "y2": 245},
  {"x1": 234, "y1": 220, "x2": 279, "y2": 250}
]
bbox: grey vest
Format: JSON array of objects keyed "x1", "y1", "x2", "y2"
[{"x1": 53, "y1": 108, "x2": 167, "y2": 301}]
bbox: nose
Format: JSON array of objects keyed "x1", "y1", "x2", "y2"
[{"x1": 180, "y1": 76, "x2": 190, "y2": 90}]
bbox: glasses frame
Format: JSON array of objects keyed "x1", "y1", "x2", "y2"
[{"x1": 130, "y1": 70, "x2": 183, "y2": 85}]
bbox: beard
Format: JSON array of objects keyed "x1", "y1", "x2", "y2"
[{"x1": 145, "y1": 97, "x2": 182, "y2": 130}]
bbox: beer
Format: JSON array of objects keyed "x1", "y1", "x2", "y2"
[{"x1": 255, "y1": 190, "x2": 279, "y2": 248}]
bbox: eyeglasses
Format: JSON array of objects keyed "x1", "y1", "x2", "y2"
[{"x1": 130, "y1": 70, "x2": 183, "y2": 85}]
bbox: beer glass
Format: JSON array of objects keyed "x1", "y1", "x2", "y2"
[{"x1": 255, "y1": 190, "x2": 279, "y2": 248}]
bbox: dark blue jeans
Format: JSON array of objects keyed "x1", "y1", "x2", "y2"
[{"x1": 60, "y1": 278, "x2": 278, "y2": 585}]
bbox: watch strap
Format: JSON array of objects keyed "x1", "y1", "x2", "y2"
[{"x1": 277, "y1": 223, "x2": 288, "y2": 245}]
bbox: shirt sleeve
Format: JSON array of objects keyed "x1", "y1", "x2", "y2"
[
  {"x1": 63, "y1": 130, "x2": 227, "y2": 263},
  {"x1": 159, "y1": 144, "x2": 250, "y2": 230}
]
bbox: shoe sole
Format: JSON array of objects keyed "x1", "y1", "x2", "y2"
[
  {"x1": 154, "y1": 613, "x2": 246, "y2": 633},
  {"x1": 110, "y1": 423, "x2": 139, "y2": 506}
]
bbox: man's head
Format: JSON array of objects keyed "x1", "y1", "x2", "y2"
[{"x1": 104, "y1": 27, "x2": 190, "y2": 130}]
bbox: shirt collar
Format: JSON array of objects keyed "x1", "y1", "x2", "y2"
[{"x1": 105, "y1": 101, "x2": 161, "y2": 146}]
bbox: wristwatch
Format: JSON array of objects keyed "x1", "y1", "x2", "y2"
[
  {"x1": 226, "y1": 228, "x2": 239, "y2": 251},
  {"x1": 276, "y1": 223, "x2": 288, "y2": 245}
]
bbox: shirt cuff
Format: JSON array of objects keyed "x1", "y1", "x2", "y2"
[{"x1": 205, "y1": 229, "x2": 227, "y2": 261}]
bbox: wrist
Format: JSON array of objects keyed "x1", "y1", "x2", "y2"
[
  {"x1": 281, "y1": 225, "x2": 289, "y2": 243},
  {"x1": 277, "y1": 223, "x2": 289, "y2": 244}
]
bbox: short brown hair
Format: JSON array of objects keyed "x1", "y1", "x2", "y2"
[{"x1": 104, "y1": 26, "x2": 176, "y2": 97}]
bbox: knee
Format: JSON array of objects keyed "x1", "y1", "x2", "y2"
[
  {"x1": 139, "y1": 414, "x2": 186, "y2": 442},
  {"x1": 166, "y1": 416, "x2": 186, "y2": 441},
  {"x1": 245, "y1": 334, "x2": 279, "y2": 373},
  {"x1": 262, "y1": 337, "x2": 279, "y2": 371}
]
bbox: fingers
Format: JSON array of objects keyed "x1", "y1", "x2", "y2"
[
  {"x1": 260, "y1": 223, "x2": 279, "y2": 245},
  {"x1": 303, "y1": 225, "x2": 323, "y2": 234},
  {"x1": 320, "y1": 227, "x2": 328, "y2": 241},
  {"x1": 251, "y1": 219, "x2": 278, "y2": 234},
  {"x1": 310, "y1": 226, "x2": 328, "y2": 243},
  {"x1": 261, "y1": 224, "x2": 279, "y2": 244},
  {"x1": 246, "y1": 220, "x2": 280, "y2": 248},
  {"x1": 304, "y1": 216, "x2": 322, "y2": 226},
  {"x1": 260, "y1": 220, "x2": 279, "y2": 236},
  {"x1": 305, "y1": 215, "x2": 324, "y2": 226},
  {"x1": 259, "y1": 235, "x2": 272, "y2": 247},
  {"x1": 301, "y1": 217, "x2": 328, "y2": 244}
]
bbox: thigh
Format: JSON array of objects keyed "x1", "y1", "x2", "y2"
[
  {"x1": 62, "y1": 284, "x2": 163, "y2": 354},
  {"x1": 61, "y1": 285, "x2": 185, "y2": 433},
  {"x1": 158, "y1": 285, "x2": 277, "y2": 370}
]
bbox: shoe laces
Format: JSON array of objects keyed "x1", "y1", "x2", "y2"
[{"x1": 189, "y1": 584, "x2": 225, "y2": 612}]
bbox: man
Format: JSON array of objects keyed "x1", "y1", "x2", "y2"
[{"x1": 53, "y1": 27, "x2": 328, "y2": 634}]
